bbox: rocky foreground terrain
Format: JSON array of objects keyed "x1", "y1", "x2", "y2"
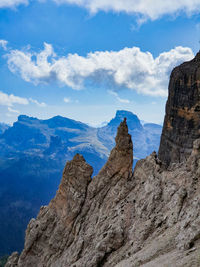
[
  {"x1": 5, "y1": 53, "x2": 200, "y2": 266},
  {"x1": 6, "y1": 119, "x2": 200, "y2": 267}
]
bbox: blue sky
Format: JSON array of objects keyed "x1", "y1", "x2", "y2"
[{"x1": 0, "y1": 0, "x2": 200, "y2": 126}]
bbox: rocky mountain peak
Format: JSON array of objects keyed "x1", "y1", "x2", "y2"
[
  {"x1": 158, "y1": 52, "x2": 200, "y2": 166},
  {"x1": 5, "y1": 117, "x2": 134, "y2": 267},
  {"x1": 49, "y1": 153, "x2": 93, "y2": 221},
  {"x1": 115, "y1": 118, "x2": 132, "y2": 153},
  {"x1": 97, "y1": 117, "x2": 133, "y2": 178}
]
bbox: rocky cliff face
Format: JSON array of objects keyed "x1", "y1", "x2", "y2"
[
  {"x1": 6, "y1": 117, "x2": 200, "y2": 267},
  {"x1": 159, "y1": 52, "x2": 200, "y2": 166}
]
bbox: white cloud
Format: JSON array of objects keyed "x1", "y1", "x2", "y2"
[
  {"x1": 0, "y1": 0, "x2": 28, "y2": 8},
  {"x1": 64, "y1": 97, "x2": 79, "y2": 103},
  {"x1": 53, "y1": 0, "x2": 200, "y2": 21},
  {"x1": 6, "y1": 43, "x2": 194, "y2": 97},
  {"x1": 64, "y1": 97, "x2": 71, "y2": 103},
  {"x1": 0, "y1": 91, "x2": 47, "y2": 110},
  {"x1": 8, "y1": 106, "x2": 20, "y2": 113},
  {"x1": 6, "y1": 43, "x2": 55, "y2": 85},
  {"x1": 1, "y1": 0, "x2": 200, "y2": 21},
  {"x1": 108, "y1": 90, "x2": 130, "y2": 103},
  {"x1": 0, "y1": 91, "x2": 29, "y2": 106},
  {"x1": 29, "y1": 98, "x2": 47, "y2": 107},
  {"x1": 0, "y1": 40, "x2": 8, "y2": 50}
]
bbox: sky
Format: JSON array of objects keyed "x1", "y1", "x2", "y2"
[{"x1": 0, "y1": 0, "x2": 200, "y2": 126}]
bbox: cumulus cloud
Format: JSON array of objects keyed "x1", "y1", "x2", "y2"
[
  {"x1": 108, "y1": 90, "x2": 130, "y2": 103},
  {"x1": 0, "y1": 40, "x2": 8, "y2": 50},
  {"x1": 0, "y1": 91, "x2": 29, "y2": 106},
  {"x1": 6, "y1": 43, "x2": 194, "y2": 97},
  {"x1": 53, "y1": 0, "x2": 200, "y2": 21},
  {"x1": 0, "y1": 0, "x2": 28, "y2": 8}
]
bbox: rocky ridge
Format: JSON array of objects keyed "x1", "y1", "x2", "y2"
[{"x1": 6, "y1": 118, "x2": 200, "y2": 266}]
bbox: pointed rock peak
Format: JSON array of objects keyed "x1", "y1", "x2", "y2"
[
  {"x1": 111, "y1": 118, "x2": 133, "y2": 157},
  {"x1": 50, "y1": 153, "x2": 93, "y2": 218},
  {"x1": 115, "y1": 118, "x2": 132, "y2": 152},
  {"x1": 71, "y1": 153, "x2": 86, "y2": 164},
  {"x1": 60, "y1": 153, "x2": 93, "y2": 191},
  {"x1": 97, "y1": 118, "x2": 133, "y2": 178}
]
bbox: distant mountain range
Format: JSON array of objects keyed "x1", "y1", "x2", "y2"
[{"x1": 0, "y1": 110, "x2": 162, "y2": 256}]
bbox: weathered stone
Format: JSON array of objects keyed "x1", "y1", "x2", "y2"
[
  {"x1": 6, "y1": 116, "x2": 200, "y2": 267},
  {"x1": 159, "y1": 52, "x2": 200, "y2": 166},
  {"x1": 5, "y1": 252, "x2": 19, "y2": 267}
]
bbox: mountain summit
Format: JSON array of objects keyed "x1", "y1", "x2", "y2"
[{"x1": 107, "y1": 110, "x2": 143, "y2": 130}]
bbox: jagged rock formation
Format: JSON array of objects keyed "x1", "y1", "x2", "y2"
[
  {"x1": 6, "y1": 118, "x2": 200, "y2": 267},
  {"x1": 159, "y1": 52, "x2": 200, "y2": 166},
  {"x1": 0, "y1": 110, "x2": 162, "y2": 257}
]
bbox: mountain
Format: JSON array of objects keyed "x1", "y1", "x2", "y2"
[
  {"x1": 159, "y1": 52, "x2": 200, "y2": 166},
  {"x1": 6, "y1": 119, "x2": 200, "y2": 267},
  {"x1": 0, "y1": 111, "x2": 162, "y2": 257},
  {"x1": 5, "y1": 52, "x2": 200, "y2": 267},
  {"x1": 98, "y1": 110, "x2": 161, "y2": 160},
  {"x1": 0, "y1": 123, "x2": 9, "y2": 135},
  {"x1": 0, "y1": 115, "x2": 106, "y2": 257}
]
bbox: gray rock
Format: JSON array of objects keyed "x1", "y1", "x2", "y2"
[{"x1": 6, "y1": 117, "x2": 200, "y2": 267}]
